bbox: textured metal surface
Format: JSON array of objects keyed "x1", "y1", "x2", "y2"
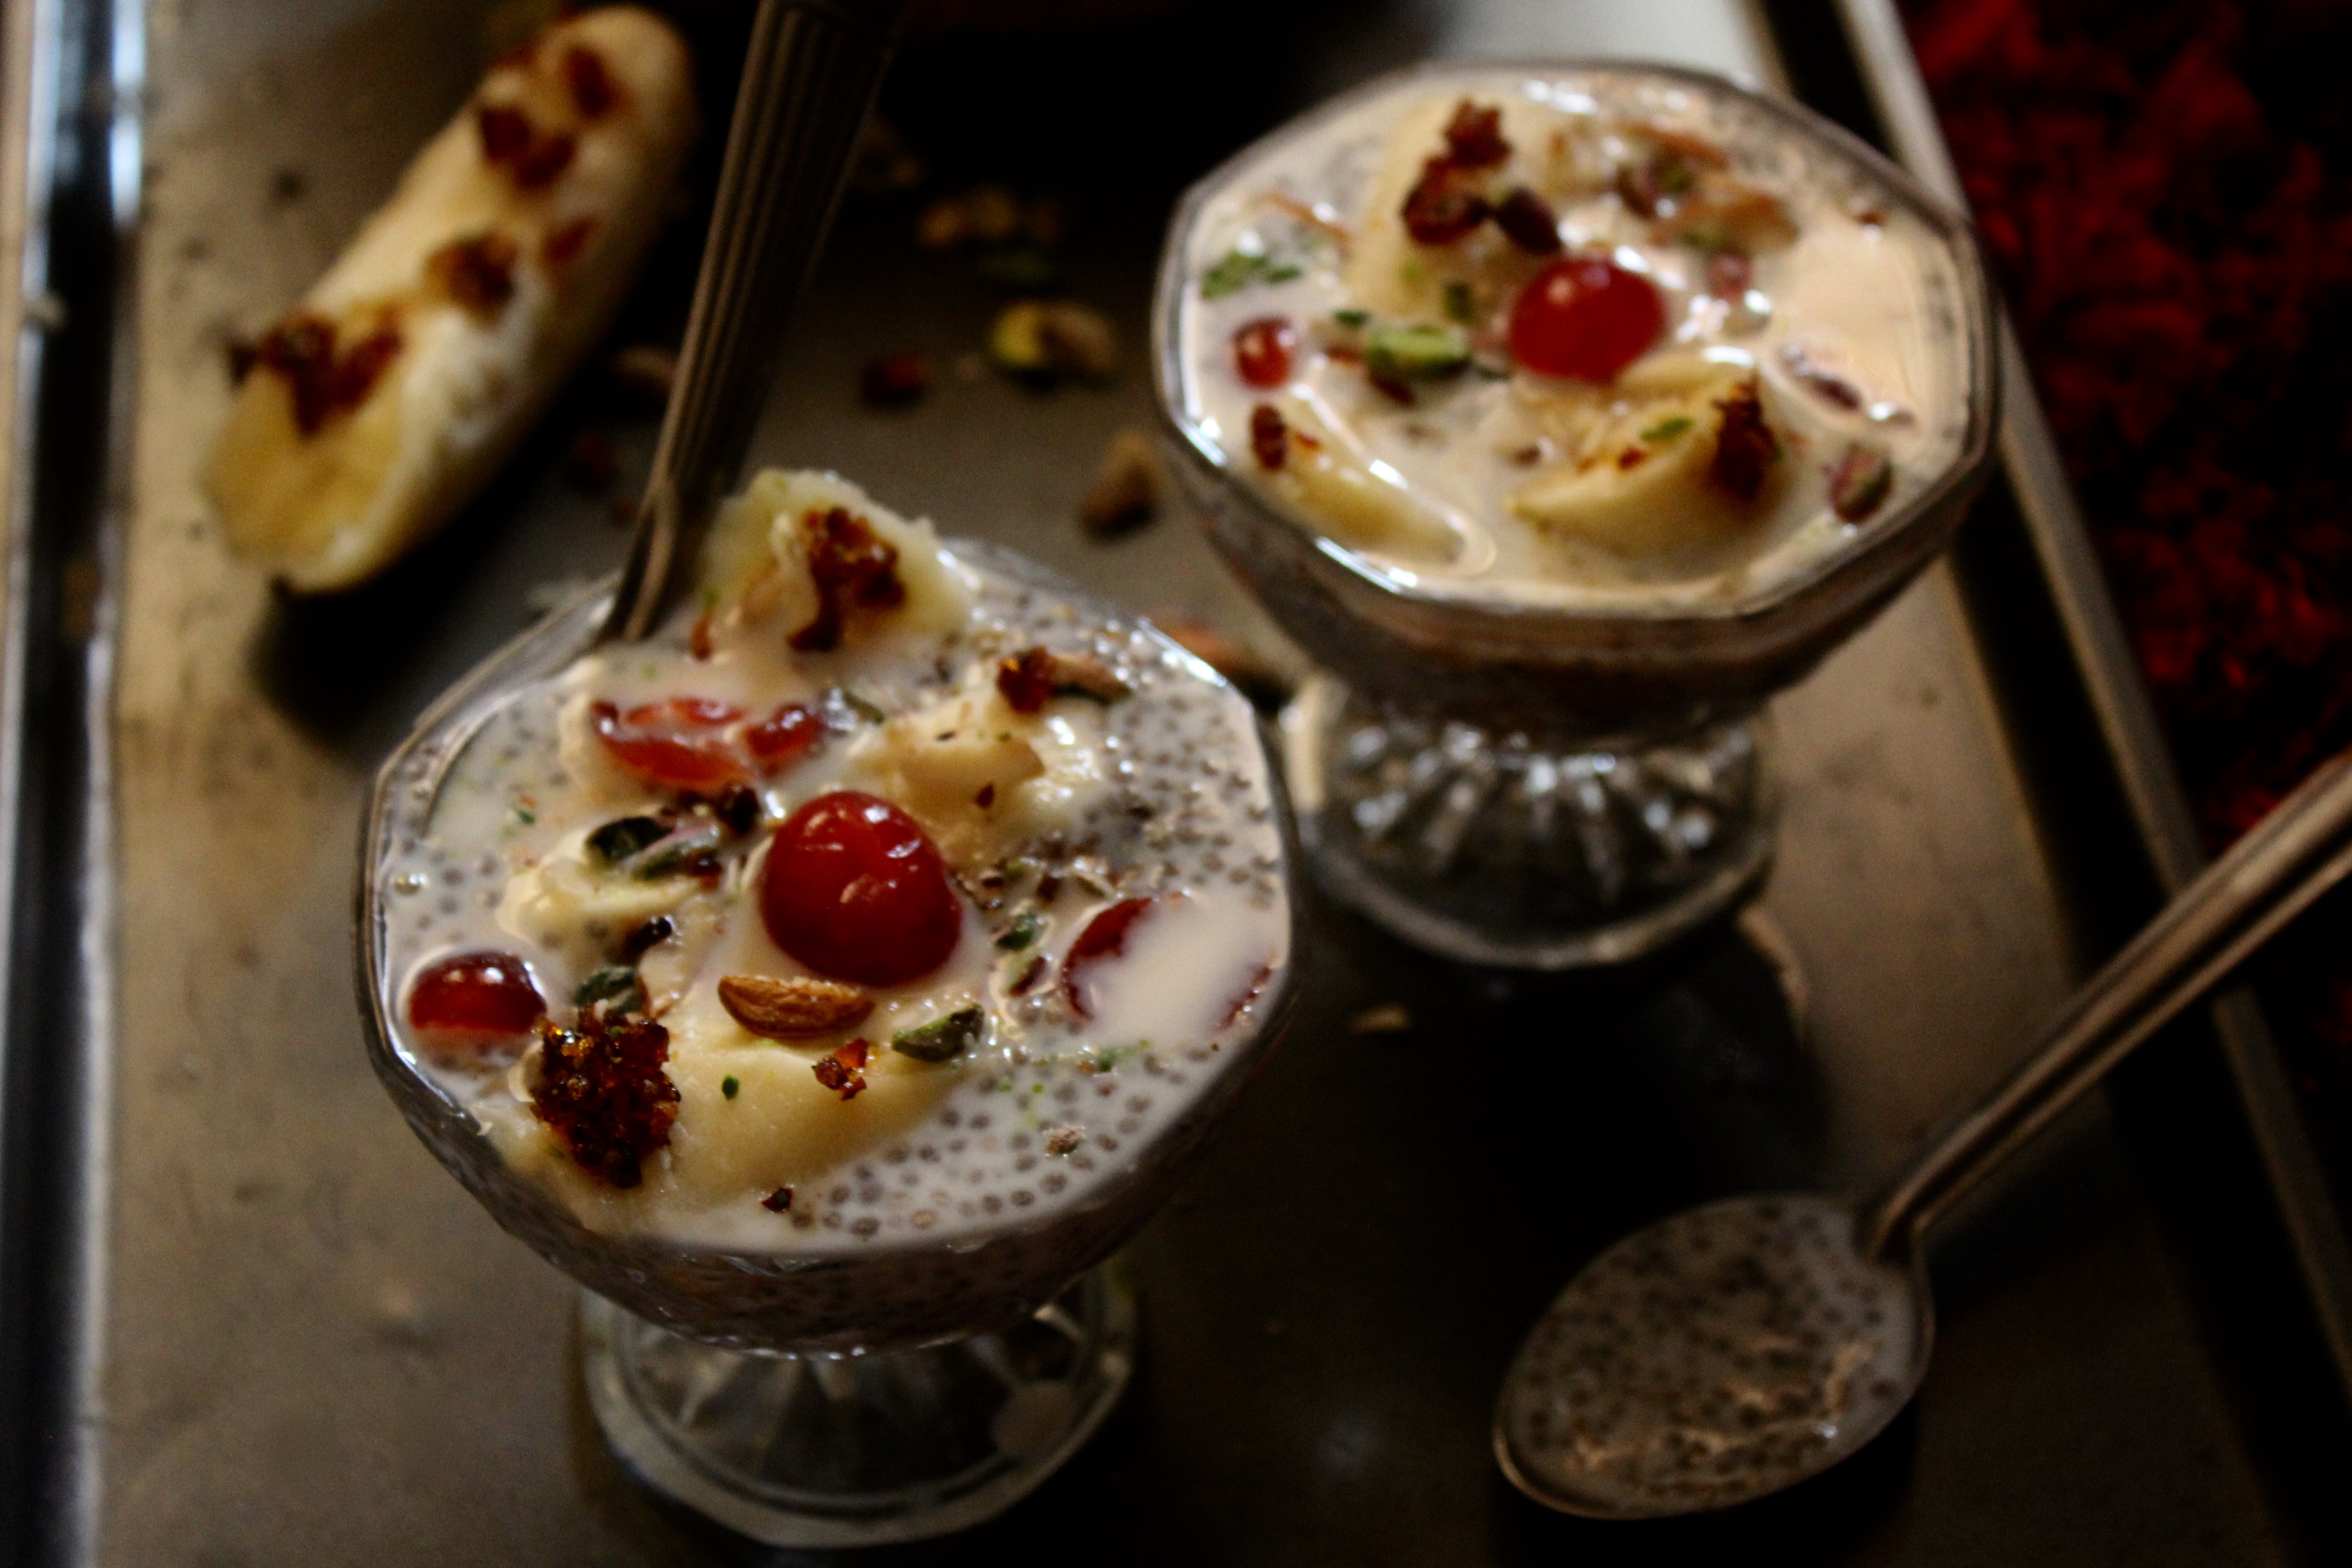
[{"x1": 51, "y1": 0, "x2": 2331, "y2": 1562}]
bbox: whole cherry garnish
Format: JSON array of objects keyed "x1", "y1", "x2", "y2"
[
  {"x1": 1507, "y1": 255, "x2": 1664, "y2": 382},
  {"x1": 407, "y1": 950, "x2": 546, "y2": 1040},
  {"x1": 760, "y1": 791, "x2": 961, "y2": 986},
  {"x1": 592, "y1": 696, "x2": 748, "y2": 793},
  {"x1": 1231, "y1": 316, "x2": 1298, "y2": 389}
]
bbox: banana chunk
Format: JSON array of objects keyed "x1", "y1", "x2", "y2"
[
  {"x1": 210, "y1": 8, "x2": 696, "y2": 592},
  {"x1": 1509, "y1": 356, "x2": 1786, "y2": 556}
]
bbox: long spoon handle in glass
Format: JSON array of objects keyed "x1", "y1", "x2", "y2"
[
  {"x1": 605, "y1": 0, "x2": 910, "y2": 643},
  {"x1": 1861, "y1": 745, "x2": 2352, "y2": 1261}
]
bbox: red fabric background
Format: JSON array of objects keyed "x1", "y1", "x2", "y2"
[{"x1": 1904, "y1": 0, "x2": 2352, "y2": 1105}]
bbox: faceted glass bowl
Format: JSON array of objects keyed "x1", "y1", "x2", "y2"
[
  {"x1": 356, "y1": 543, "x2": 1298, "y2": 1543},
  {"x1": 1153, "y1": 61, "x2": 1998, "y2": 966}
]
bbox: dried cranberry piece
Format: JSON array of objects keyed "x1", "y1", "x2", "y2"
[
  {"x1": 1441, "y1": 98, "x2": 1511, "y2": 167},
  {"x1": 1063, "y1": 897, "x2": 1155, "y2": 1019},
  {"x1": 1708, "y1": 382, "x2": 1776, "y2": 502},
  {"x1": 427, "y1": 232, "x2": 518, "y2": 316},
  {"x1": 1507, "y1": 256, "x2": 1663, "y2": 382},
  {"x1": 812, "y1": 1038, "x2": 871, "y2": 1100},
  {"x1": 1492, "y1": 186, "x2": 1563, "y2": 254},
  {"x1": 543, "y1": 216, "x2": 598, "y2": 268},
  {"x1": 760, "y1": 792, "x2": 962, "y2": 986},
  {"x1": 995, "y1": 647, "x2": 1057, "y2": 714},
  {"x1": 1249, "y1": 403, "x2": 1289, "y2": 470},
  {"x1": 745, "y1": 701, "x2": 825, "y2": 772},
  {"x1": 1230, "y1": 316, "x2": 1298, "y2": 388},
  {"x1": 249, "y1": 310, "x2": 405, "y2": 436},
  {"x1": 789, "y1": 508, "x2": 904, "y2": 652},
  {"x1": 591, "y1": 697, "x2": 749, "y2": 793},
  {"x1": 407, "y1": 950, "x2": 546, "y2": 1039},
  {"x1": 563, "y1": 44, "x2": 620, "y2": 119},
  {"x1": 475, "y1": 103, "x2": 534, "y2": 164},
  {"x1": 1401, "y1": 161, "x2": 1489, "y2": 246}
]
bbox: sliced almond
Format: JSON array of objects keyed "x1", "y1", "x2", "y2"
[{"x1": 719, "y1": 975, "x2": 873, "y2": 1039}]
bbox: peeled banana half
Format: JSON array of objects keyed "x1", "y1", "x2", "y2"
[{"x1": 209, "y1": 6, "x2": 696, "y2": 593}]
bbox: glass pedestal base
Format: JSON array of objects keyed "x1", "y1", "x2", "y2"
[
  {"x1": 580, "y1": 1262, "x2": 1136, "y2": 1547},
  {"x1": 1281, "y1": 676, "x2": 1775, "y2": 969}
]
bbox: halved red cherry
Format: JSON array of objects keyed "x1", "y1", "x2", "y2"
[
  {"x1": 407, "y1": 950, "x2": 546, "y2": 1040},
  {"x1": 1507, "y1": 255, "x2": 1664, "y2": 382},
  {"x1": 592, "y1": 696, "x2": 747, "y2": 793},
  {"x1": 760, "y1": 791, "x2": 961, "y2": 986},
  {"x1": 1231, "y1": 316, "x2": 1298, "y2": 389},
  {"x1": 1062, "y1": 897, "x2": 1155, "y2": 1019},
  {"x1": 745, "y1": 701, "x2": 824, "y2": 773}
]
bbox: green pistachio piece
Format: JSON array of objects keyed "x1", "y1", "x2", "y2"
[
  {"x1": 1366, "y1": 322, "x2": 1470, "y2": 381},
  {"x1": 588, "y1": 815, "x2": 667, "y2": 865},
  {"x1": 892, "y1": 1004, "x2": 985, "y2": 1063},
  {"x1": 574, "y1": 965, "x2": 643, "y2": 1013},
  {"x1": 995, "y1": 910, "x2": 1045, "y2": 951}
]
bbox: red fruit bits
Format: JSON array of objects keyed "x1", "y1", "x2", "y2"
[
  {"x1": 591, "y1": 696, "x2": 748, "y2": 793},
  {"x1": 760, "y1": 792, "x2": 962, "y2": 986},
  {"x1": 1508, "y1": 256, "x2": 1664, "y2": 382},
  {"x1": 1231, "y1": 316, "x2": 1298, "y2": 388},
  {"x1": 1062, "y1": 897, "x2": 1155, "y2": 1019},
  {"x1": 407, "y1": 951, "x2": 546, "y2": 1050}
]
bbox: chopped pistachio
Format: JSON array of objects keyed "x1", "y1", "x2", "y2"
[
  {"x1": 996, "y1": 910, "x2": 1045, "y2": 951},
  {"x1": 892, "y1": 1004, "x2": 985, "y2": 1063},
  {"x1": 1640, "y1": 415, "x2": 1695, "y2": 443},
  {"x1": 720, "y1": 1075, "x2": 740, "y2": 1100},
  {"x1": 1441, "y1": 280, "x2": 1478, "y2": 324},
  {"x1": 1331, "y1": 308, "x2": 1371, "y2": 329},
  {"x1": 574, "y1": 965, "x2": 643, "y2": 1013},
  {"x1": 1829, "y1": 441, "x2": 1894, "y2": 522},
  {"x1": 632, "y1": 823, "x2": 723, "y2": 879},
  {"x1": 1200, "y1": 248, "x2": 1301, "y2": 299},
  {"x1": 1365, "y1": 323, "x2": 1470, "y2": 381},
  {"x1": 833, "y1": 688, "x2": 887, "y2": 725},
  {"x1": 588, "y1": 815, "x2": 667, "y2": 865}
]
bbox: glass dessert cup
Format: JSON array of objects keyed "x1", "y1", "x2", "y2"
[
  {"x1": 1154, "y1": 61, "x2": 1998, "y2": 969},
  {"x1": 358, "y1": 544, "x2": 1298, "y2": 1546}
]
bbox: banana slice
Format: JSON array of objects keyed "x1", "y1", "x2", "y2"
[
  {"x1": 1509, "y1": 355, "x2": 1786, "y2": 556},
  {"x1": 210, "y1": 7, "x2": 696, "y2": 592},
  {"x1": 1252, "y1": 396, "x2": 1461, "y2": 563}
]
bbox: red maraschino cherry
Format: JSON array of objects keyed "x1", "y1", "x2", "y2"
[
  {"x1": 760, "y1": 791, "x2": 961, "y2": 986},
  {"x1": 407, "y1": 951, "x2": 546, "y2": 1039},
  {"x1": 1507, "y1": 255, "x2": 1664, "y2": 382}
]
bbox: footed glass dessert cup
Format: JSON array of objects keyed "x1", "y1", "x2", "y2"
[
  {"x1": 358, "y1": 543, "x2": 1297, "y2": 1546},
  {"x1": 1154, "y1": 61, "x2": 1997, "y2": 967}
]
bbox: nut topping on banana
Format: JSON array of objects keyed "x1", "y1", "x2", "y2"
[{"x1": 209, "y1": 7, "x2": 696, "y2": 592}]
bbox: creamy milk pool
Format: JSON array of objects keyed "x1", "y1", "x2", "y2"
[
  {"x1": 1171, "y1": 67, "x2": 1976, "y2": 610},
  {"x1": 379, "y1": 470, "x2": 1290, "y2": 1260}
]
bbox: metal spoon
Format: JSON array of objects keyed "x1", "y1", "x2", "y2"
[
  {"x1": 1495, "y1": 745, "x2": 2352, "y2": 1519},
  {"x1": 604, "y1": 0, "x2": 909, "y2": 644}
]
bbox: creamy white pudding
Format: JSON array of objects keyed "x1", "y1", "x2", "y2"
[
  {"x1": 377, "y1": 470, "x2": 1290, "y2": 1285},
  {"x1": 1169, "y1": 66, "x2": 1977, "y2": 610}
]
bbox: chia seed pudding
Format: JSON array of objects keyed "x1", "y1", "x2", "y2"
[
  {"x1": 1167, "y1": 65, "x2": 1979, "y2": 609},
  {"x1": 1496, "y1": 1195, "x2": 1921, "y2": 1516},
  {"x1": 363, "y1": 469, "x2": 1294, "y2": 1350}
]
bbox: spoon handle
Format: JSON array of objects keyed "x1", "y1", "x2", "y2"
[
  {"x1": 1861, "y1": 745, "x2": 2352, "y2": 1261},
  {"x1": 605, "y1": 0, "x2": 910, "y2": 643}
]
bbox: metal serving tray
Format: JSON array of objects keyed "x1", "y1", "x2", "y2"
[{"x1": 0, "y1": 0, "x2": 2345, "y2": 1563}]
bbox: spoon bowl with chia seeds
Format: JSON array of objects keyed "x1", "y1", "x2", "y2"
[{"x1": 1498, "y1": 745, "x2": 2352, "y2": 1518}]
